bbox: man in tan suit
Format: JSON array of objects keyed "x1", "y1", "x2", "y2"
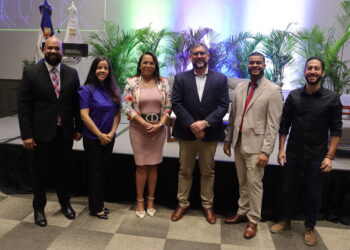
[{"x1": 223, "y1": 52, "x2": 283, "y2": 239}]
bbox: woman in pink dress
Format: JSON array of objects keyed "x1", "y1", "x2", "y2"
[{"x1": 123, "y1": 52, "x2": 171, "y2": 219}]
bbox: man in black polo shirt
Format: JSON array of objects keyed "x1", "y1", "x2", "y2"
[{"x1": 270, "y1": 57, "x2": 343, "y2": 246}]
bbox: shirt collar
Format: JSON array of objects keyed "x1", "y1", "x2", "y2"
[
  {"x1": 194, "y1": 68, "x2": 208, "y2": 77},
  {"x1": 301, "y1": 85, "x2": 323, "y2": 96},
  {"x1": 45, "y1": 61, "x2": 61, "y2": 74},
  {"x1": 250, "y1": 75, "x2": 264, "y2": 87}
]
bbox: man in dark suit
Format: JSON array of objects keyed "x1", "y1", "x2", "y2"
[
  {"x1": 18, "y1": 36, "x2": 82, "y2": 227},
  {"x1": 171, "y1": 43, "x2": 229, "y2": 224}
]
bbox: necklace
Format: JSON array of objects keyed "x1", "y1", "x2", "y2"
[{"x1": 141, "y1": 77, "x2": 154, "y2": 87}]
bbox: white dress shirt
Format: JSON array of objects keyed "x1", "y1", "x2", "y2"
[{"x1": 194, "y1": 68, "x2": 208, "y2": 102}]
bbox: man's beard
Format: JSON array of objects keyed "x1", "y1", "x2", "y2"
[
  {"x1": 248, "y1": 68, "x2": 264, "y2": 79},
  {"x1": 193, "y1": 60, "x2": 208, "y2": 69},
  {"x1": 305, "y1": 74, "x2": 322, "y2": 85},
  {"x1": 45, "y1": 53, "x2": 62, "y2": 66}
]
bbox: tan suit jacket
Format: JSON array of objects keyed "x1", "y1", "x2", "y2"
[{"x1": 225, "y1": 76, "x2": 283, "y2": 154}]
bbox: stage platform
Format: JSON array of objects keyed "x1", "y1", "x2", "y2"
[
  {"x1": 1, "y1": 115, "x2": 349, "y2": 171},
  {"x1": 1, "y1": 115, "x2": 350, "y2": 225}
]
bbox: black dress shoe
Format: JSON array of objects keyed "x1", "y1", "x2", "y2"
[
  {"x1": 61, "y1": 204, "x2": 76, "y2": 220},
  {"x1": 34, "y1": 210, "x2": 47, "y2": 227},
  {"x1": 90, "y1": 211, "x2": 108, "y2": 219}
]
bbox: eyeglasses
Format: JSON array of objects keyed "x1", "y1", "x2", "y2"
[{"x1": 192, "y1": 51, "x2": 207, "y2": 56}]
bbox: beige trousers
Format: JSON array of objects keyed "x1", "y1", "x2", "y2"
[
  {"x1": 234, "y1": 134, "x2": 264, "y2": 224},
  {"x1": 177, "y1": 139, "x2": 218, "y2": 209}
]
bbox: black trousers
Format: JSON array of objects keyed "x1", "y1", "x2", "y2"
[
  {"x1": 83, "y1": 136, "x2": 115, "y2": 214},
  {"x1": 32, "y1": 127, "x2": 73, "y2": 210},
  {"x1": 280, "y1": 155, "x2": 325, "y2": 228}
]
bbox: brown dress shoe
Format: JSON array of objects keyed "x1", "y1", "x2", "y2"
[
  {"x1": 270, "y1": 220, "x2": 291, "y2": 233},
  {"x1": 203, "y1": 208, "x2": 216, "y2": 224},
  {"x1": 243, "y1": 222, "x2": 258, "y2": 239},
  {"x1": 304, "y1": 228, "x2": 317, "y2": 246},
  {"x1": 224, "y1": 214, "x2": 247, "y2": 224},
  {"x1": 171, "y1": 206, "x2": 187, "y2": 221}
]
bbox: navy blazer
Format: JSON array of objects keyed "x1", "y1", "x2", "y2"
[
  {"x1": 172, "y1": 69, "x2": 229, "y2": 141},
  {"x1": 18, "y1": 62, "x2": 82, "y2": 142}
]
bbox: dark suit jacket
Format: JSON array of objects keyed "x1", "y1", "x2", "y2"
[
  {"x1": 18, "y1": 62, "x2": 82, "y2": 142},
  {"x1": 172, "y1": 69, "x2": 229, "y2": 141}
]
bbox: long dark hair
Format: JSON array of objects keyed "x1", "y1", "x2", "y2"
[
  {"x1": 85, "y1": 56, "x2": 121, "y2": 108},
  {"x1": 135, "y1": 52, "x2": 160, "y2": 81}
]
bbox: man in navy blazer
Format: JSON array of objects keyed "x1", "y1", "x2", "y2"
[
  {"x1": 171, "y1": 43, "x2": 229, "y2": 224},
  {"x1": 18, "y1": 36, "x2": 82, "y2": 227}
]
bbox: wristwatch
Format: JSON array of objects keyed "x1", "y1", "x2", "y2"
[{"x1": 204, "y1": 120, "x2": 210, "y2": 127}]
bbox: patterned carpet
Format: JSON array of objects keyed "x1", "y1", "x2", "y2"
[{"x1": 0, "y1": 192, "x2": 349, "y2": 250}]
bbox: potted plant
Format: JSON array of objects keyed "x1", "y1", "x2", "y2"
[
  {"x1": 167, "y1": 27, "x2": 212, "y2": 74},
  {"x1": 88, "y1": 21, "x2": 142, "y2": 90},
  {"x1": 224, "y1": 32, "x2": 265, "y2": 78},
  {"x1": 261, "y1": 23, "x2": 296, "y2": 84},
  {"x1": 21, "y1": 59, "x2": 36, "y2": 71},
  {"x1": 294, "y1": 0, "x2": 350, "y2": 94}
]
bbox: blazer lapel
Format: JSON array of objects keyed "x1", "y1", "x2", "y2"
[
  {"x1": 246, "y1": 80, "x2": 266, "y2": 111},
  {"x1": 40, "y1": 63, "x2": 57, "y2": 100},
  {"x1": 189, "y1": 70, "x2": 201, "y2": 104},
  {"x1": 200, "y1": 71, "x2": 212, "y2": 103},
  {"x1": 135, "y1": 77, "x2": 142, "y2": 107},
  {"x1": 240, "y1": 80, "x2": 249, "y2": 112},
  {"x1": 59, "y1": 65, "x2": 65, "y2": 100}
]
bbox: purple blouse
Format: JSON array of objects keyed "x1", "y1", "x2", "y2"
[{"x1": 78, "y1": 84, "x2": 119, "y2": 140}]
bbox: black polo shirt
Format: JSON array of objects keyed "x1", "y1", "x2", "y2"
[{"x1": 279, "y1": 86, "x2": 343, "y2": 161}]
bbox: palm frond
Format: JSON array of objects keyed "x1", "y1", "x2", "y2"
[
  {"x1": 261, "y1": 24, "x2": 296, "y2": 82},
  {"x1": 337, "y1": 1, "x2": 350, "y2": 32},
  {"x1": 223, "y1": 32, "x2": 263, "y2": 78},
  {"x1": 88, "y1": 21, "x2": 143, "y2": 89},
  {"x1": 293, "y1": 1, "x2": 350, "y2": 94},
  {"x1": 294, "y1": 26, "x2": 325, "y2": 59}
]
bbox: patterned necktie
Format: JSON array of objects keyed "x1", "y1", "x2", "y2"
[
  {"x1": 50, "y1": 68, "x2": 61, "y2": 125},
  {"x1": 240, "y1": 81, "x2": 256, "y2": 131},
  {"x1": 50, "y1": 68, "x2": 60, "y2": 98}
]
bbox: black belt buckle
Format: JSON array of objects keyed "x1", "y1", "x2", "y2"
[{"x1": 141, "y1": 113, "x2": 161, "y2": 122}]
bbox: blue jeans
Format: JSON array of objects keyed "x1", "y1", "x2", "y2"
[{"x1": 280, "y1": 155, "x2": 325, "y2": 228}]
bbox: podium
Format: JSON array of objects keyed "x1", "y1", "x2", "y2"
[
  {"x1": 41, "y1": 42, "x2": 88, "y2": 68},
  {"x1": 62, "y1": 43, "x2": 88, "y2": 69}
]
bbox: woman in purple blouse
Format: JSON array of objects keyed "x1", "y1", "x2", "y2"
[{"x1": 78, "y1": 56, "x2": 121, "y2": 219}]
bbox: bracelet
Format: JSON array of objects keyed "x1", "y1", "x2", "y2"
[{"x1": 326, "y1": 154, "x2": 335, "y2": 160}]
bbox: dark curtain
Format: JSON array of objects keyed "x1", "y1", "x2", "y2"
[{"x1": 1, "y1": 143, "x2": 349, "y2": 225}]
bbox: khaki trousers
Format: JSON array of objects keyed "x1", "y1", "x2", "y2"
[
  {"x1": 177, "y1": 139, "x2": 217, "y2": 208},
  {"x1": 234, "y1": 134, "x2": 264, "y2": 224}
]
